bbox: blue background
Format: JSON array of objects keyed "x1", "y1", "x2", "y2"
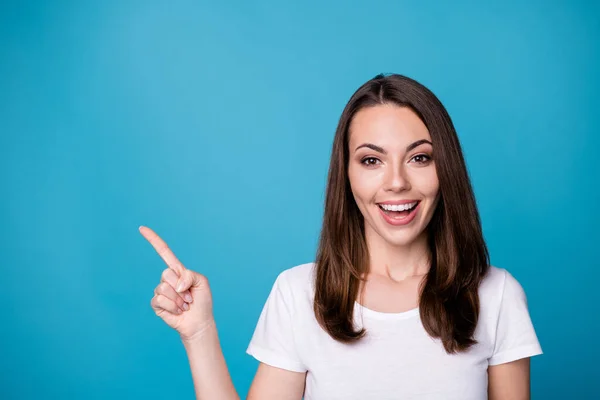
[{"x1": 1, "y1": 0, "x2": 598, "y2": 398}]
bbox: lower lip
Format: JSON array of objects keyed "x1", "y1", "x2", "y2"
[{"x1": 378, "y1": 202, "x2": 420, "y2": 226}]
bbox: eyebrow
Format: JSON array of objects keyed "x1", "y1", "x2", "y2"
[{"x1": 354, "y1": 139, "x2": 433, "y2": 154}]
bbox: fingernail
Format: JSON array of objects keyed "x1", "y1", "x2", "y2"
[
  {"x1": 184, "y1": 293, "x2": 193, "y2": 303},
  {"x1": 176, "y1": 281, "x2": 185, "y2": 292},
  {"x1": 182, "y1": 303, "x2": 189, "y2": 311}
]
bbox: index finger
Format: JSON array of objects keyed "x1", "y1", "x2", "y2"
[{"x1": 139, "y1": 226, "x2": 185, "y2": 275}]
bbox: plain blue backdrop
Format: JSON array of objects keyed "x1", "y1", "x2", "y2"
[{"x1": 1, "y1": 0, "x2": 598, "y2": 398}]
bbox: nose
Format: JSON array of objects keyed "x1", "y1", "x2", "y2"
[{"x1": 384, "y1": 163, "x2": 411, "y2": 192}]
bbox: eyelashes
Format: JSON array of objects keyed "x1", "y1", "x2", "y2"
[
  {"x1": 410, "y1": 154, "x2": 432, "y2": 164},
  {"x1": 361, "y1": 157, "x2": 381, "y2": 167},
  {"x1": 360, "y1": 154, "x2": 433, "y2": 167}
]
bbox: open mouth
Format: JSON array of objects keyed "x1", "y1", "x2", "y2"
[{"x1": 377, "y1": 201, "x2": 420, "y2": 219}]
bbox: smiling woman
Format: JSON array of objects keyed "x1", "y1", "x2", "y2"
[
  {"x1": 354, "y1": 136, "x2": 434, "y2": 226},
  {"x1": 143, "y1": 74, "x2": 543, "y2": 400},
  {"x1": 349, "y1": 107, "x2": 439, "y2": 243}
]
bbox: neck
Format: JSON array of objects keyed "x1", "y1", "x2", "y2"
[{"x1": 364, "y1": 229, "x2": 432, "y2": 282}]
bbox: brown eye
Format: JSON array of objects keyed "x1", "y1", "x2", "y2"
[
  {"x1": 361, "y1": 157, "x2": 381, "y2": 166},
  {"x1": 410, "y1": 154, "x2": 431, "y2": 164}
]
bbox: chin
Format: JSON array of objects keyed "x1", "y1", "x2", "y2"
[{"x1": 382, "y1": 232, "x2": 424, "y2": 247}]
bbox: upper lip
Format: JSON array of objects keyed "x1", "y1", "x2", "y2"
[{"x1": 377, "y1": 200, "x2": 420, "y2": 205}]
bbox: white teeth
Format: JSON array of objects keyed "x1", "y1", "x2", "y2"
[{"x1": 379, "y1": 202, "x2": 418, "y2": 212}]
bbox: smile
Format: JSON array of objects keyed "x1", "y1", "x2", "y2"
[{"x1": 377, "y1": 201, "x2": 420, "y2": 226}]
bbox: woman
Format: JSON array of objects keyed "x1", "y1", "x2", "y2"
[{"x1": 140, "y1": 74, "x2": 543, "y2": 399}]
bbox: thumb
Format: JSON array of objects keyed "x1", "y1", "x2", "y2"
[{"x1": 176, "y1": 269, "x2": 207, "y2": 293}]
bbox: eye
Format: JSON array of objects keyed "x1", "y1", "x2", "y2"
[
  {"x1": 410, "y1": 154, "x2": 432, "y2": 164},
  {"x1": 360, "y1": 157, "x2": 381, "y2": 167}
]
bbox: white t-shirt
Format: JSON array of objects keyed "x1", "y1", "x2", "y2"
[{"x1": 247, "y1": 262, "x2": 543, "y2": 400}]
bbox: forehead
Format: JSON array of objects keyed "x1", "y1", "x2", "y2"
[{"x1": 348, "y1": 104, "x2": 430, "y2": 147}]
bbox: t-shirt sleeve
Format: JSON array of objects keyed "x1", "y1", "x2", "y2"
[
  {"x1": 246, "y1": 272, "x2": 307, "y2": 373},
  {"x1": 488, "y1": 269, "x2": 543, "y2": 366}
]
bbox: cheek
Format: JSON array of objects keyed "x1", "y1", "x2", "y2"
[
  {"x1": 415, "y1": 169, "x2": 439, "y2": 198},
  {"x1": 425, "y1": 180, "x2": 440, "y2": 198},
  {"x1": 348, "y1": 166, "x2": 379, "y2": 200}
]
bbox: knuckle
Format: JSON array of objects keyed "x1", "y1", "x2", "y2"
[
  {"x1": 179, "y1": 269, "x2": 189, "y2": 279},
  {"x1": 161, "y1": 268, "x2": 171, "y2": 281},
  {"x1": 157, "y1": 282, "x2": 169, "y2": 294}
]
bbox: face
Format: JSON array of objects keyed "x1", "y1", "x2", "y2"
[{"x1": 347, "y1": 104, "x2": 440, "y2": 248}]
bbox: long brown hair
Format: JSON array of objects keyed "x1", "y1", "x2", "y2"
[{"x1": 313, "y1": 74, "x2": 490, "y2": 354}]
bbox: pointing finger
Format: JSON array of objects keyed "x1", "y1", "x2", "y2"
[
  {"x1": 139, "y1": 226, "x2": 185, "y2": 276},
  {"x1": 176, "y1": 269, "x2": 209, "y2": 293},
  {"x1": 161, "y1": 268, "x2": 193, "y2": 303}
]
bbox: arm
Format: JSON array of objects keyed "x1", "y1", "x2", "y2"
[
  {"x1": 247, "y1": 363, "x2": 306, "y2": 400},
  {"x1": 245, "y1": 270, "x2": 308, "y2": 399},
  {"x1": 141, "y1": 226, "x2": 239, "y2": 400},
  {"x1": 487, "y1": 269, "x2": 542, "y2": 399},
  {"x1": 141, "y1": 227, "x2": 304, "y2": 400},
  {"x1": 182, "y1": 322, "x2": 306, "y2": 400},
  {"x1": 488, "y1": 358, "x2": 530, "y2": 400},
  {"x1": 181, "y1": 321, "x2": 240, "y2": 400}
]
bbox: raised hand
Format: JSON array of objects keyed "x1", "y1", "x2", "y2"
[{"x1": 140, "y1": 226, "x2": 214, "y2": 341}]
